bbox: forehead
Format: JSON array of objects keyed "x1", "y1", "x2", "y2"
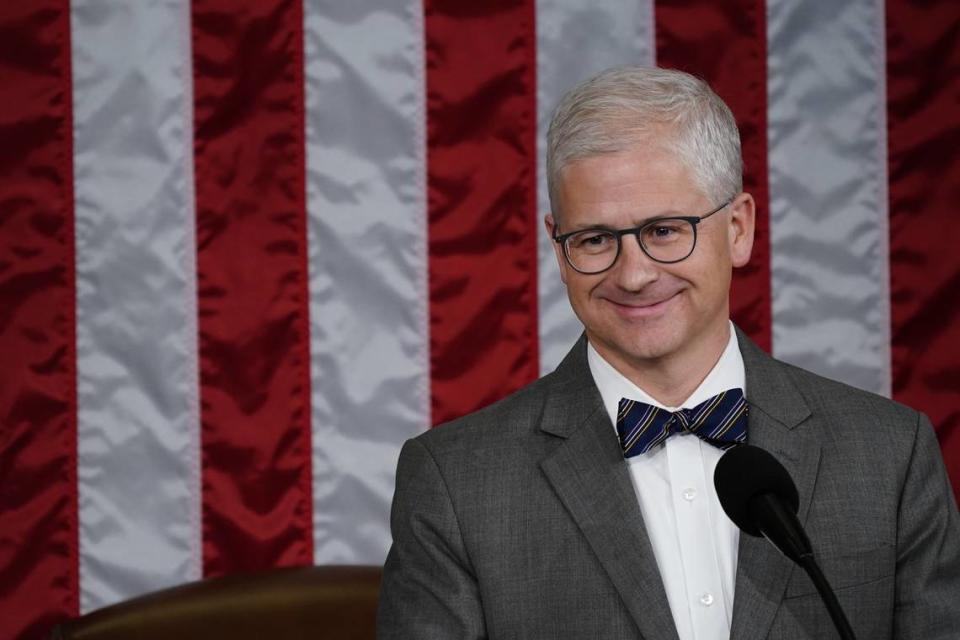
[{"x1": 554, "y1": 144, "x2": 706, "y2": 224}]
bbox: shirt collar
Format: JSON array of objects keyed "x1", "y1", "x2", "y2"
[{"x1": 587, "y1": 321, "x2": 746, "y2": 428}]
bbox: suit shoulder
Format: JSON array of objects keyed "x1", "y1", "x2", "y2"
[
  {"x1": 768, "y1": 358, "x2": 923, "y2": 460},
  {"x1": 777, "y1": 359, "x2": 917, "y2": 422},
  {"x1": 738, "y1": 326, "x2": 920, "y2": 431},
  {"x1": 412, "y1": 371, "x2": 555, "y2": 454}
]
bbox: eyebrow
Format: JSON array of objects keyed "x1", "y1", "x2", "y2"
[{"x1": 566, "y1": 211, "x2": 687, "y2": 231}]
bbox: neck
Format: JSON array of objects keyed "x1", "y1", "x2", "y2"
[{"x1": 591, "y1": 322, "x2": 731, "y2": 407}]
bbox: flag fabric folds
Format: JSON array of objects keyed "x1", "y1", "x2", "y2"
[{"x1": 1, "y1": 1, "x2": 957, "y2": 637}]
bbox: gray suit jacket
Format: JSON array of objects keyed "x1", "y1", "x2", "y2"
[{"x1": 378, "y1": 330, "x2": 960, "y2": 639}]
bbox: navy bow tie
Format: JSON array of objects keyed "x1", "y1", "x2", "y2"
[{"x1": 616, "y1": 389, "x2": 748, "y2": 457}]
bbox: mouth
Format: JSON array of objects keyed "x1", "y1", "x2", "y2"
[{"x1": 604, "y1": 291, "x2": 681, "y2": 319}]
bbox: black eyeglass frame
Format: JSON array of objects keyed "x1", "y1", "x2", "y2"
[{"x1": 552, "y1": 199, "x2": 733, "y2": 274}]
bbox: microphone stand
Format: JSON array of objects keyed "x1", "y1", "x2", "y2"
[{"x1": 796, "y1": 554, "x2": 857, "y2": 640}]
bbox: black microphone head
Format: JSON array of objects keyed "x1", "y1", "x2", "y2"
[{"x1": 714, "y1": 444, "x2": 799, "y2": 536}]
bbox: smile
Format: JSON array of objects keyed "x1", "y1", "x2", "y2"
[{"x1": 605, "y1": 291, "x2": 681, "y2": 319}]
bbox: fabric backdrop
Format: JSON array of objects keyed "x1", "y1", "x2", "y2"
[{"x1": 1, "y1": 0, "x2": 957, "y2": 637}]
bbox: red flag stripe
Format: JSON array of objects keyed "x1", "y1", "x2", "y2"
[
  {"x1": 654, "y1": 0, "x2": 772, "y2": 353},
  {"x1": 191, "y1": 0, "x2": 314, "y2": 575},
  {"x1": 0, "y1": 3, "x2": 78, "y2": 637},
  {"x1": 886, "y1": 0, "x2": 960, "y2": 499},
  {"x1": 425, "y1": 0, "x2": 540, "y2": 424}
]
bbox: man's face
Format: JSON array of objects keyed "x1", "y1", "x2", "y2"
[{"x1": 546, "y1": 141, "x2": 755, "y2": 375}]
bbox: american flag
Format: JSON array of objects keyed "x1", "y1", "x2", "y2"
[{"x1": 1, "y1": 0, "x2": 957, "y2": 637}]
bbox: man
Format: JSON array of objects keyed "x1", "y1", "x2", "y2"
[{"x1": 377, "y1": 67, "x2": 960, "y2": 639}]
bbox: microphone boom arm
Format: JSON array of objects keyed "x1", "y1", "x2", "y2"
[
  {"x1": 716, "y1": 446, "x2": 861, "y2": 640},
  {"x1": 796, "y1": 556, "x2": 857, "y2": 640},
  {"x1": 751, "y1": 493, "x2": 857, "y2": 640}
]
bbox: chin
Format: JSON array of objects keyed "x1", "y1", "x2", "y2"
[
  {"x1": 591, "y1": 323, "x2": 687, "y2": 365},
  {"x1": 625, "y1": 335, "x2": 685, "y2": 363}
]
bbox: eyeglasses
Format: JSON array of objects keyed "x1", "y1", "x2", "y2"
[{"x1": 552, "y1": 200, "x2": 732, "y2": 274}]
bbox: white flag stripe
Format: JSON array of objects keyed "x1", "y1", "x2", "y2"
[
  {"x1": 304, "y1": 0, "x2": 429, "y2": 564},
  {"x1": 767, "y1": 0, "x2": 892, "y2": 396},
  {"x1": 72, "y1": 0, "x2": 200, "y2": 611},
  {"x1": 535, "y1": 0, "x2": 657, "y2": 374}
]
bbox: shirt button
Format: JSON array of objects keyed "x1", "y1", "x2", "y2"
[
  {"x1": 700, "y1": 593, "x2": 714, "y2": 606},
  {"x1": 682, "y1": 487, "x2": 697, "y2": 501}
]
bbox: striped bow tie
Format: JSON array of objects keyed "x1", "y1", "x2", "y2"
[{"x1": 616, "y1": 389, "x2": 748, "y2": 457}]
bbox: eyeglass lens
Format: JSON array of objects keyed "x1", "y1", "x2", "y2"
[{"x1": 564, "y1": 219, "x2": 696, "y2": 273}]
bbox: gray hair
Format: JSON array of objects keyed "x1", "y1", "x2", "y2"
[{"x1": 546, "y1": 66, "x2": 742, "y2": 217}]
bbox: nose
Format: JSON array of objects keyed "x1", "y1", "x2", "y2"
[{"x1": 609, "y1": 233, "x2": 660, "y2": 291}]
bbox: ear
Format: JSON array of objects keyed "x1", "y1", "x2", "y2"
[
  {"x1": 727, "y1": 193, "x2": 756, "y2": 268},
  {"x1": 545, "y1": 214, "x2": 570, "y2": 284}
]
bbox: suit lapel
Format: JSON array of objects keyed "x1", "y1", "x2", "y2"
[
  {"x1": 729, "y1": 330, "x2": 821, "y2": 640},
  {"x1": 538, "y1": 339, "x2": 680, "y2": 640}
]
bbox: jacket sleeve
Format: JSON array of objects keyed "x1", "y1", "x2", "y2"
[
  {"x1": 377, "y1": 437, "x2": 486, "y2": 639},
  {"x1": 894, "y1": 412, "x2": 960, "y2": 638}
]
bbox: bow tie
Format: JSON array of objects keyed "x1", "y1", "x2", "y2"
[{"x1": 616, "y1": 389, "x2": 748, "y2": 457}]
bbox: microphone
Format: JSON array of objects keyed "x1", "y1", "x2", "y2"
[{"x1": 714, "y1": 445, "x2": 857, "y2": 640}]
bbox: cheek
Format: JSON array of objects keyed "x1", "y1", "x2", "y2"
[
  {"x1": 686, "y1": 242, "x2": 733, "y2": 290},
  {"x1": 692, "y1": 268, "x2": 732, "y2": 309},
  {"x1": 669, "y1": 262, "x2": 729, "y2": 306},
  {"x1": 567, "y1": 275, "x2": 604, "y2": 308}
]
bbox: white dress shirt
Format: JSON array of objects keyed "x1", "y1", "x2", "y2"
[{"x1": 587, "y1": 323, "x2": 745, "y2": 640}]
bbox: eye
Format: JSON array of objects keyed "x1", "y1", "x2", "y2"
[
  {"x1": 569, "y1": 230, "x2": 616, "y2": 253},
  {"x1": 652, "y1": 224, "x2": 679, "y2": 237},
  {"x1": 581, "y1": 233, "x2": 609, "y2": 246},
  {"x1": 643, "y1": 220, "x2": 689, "y2": 243}
]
